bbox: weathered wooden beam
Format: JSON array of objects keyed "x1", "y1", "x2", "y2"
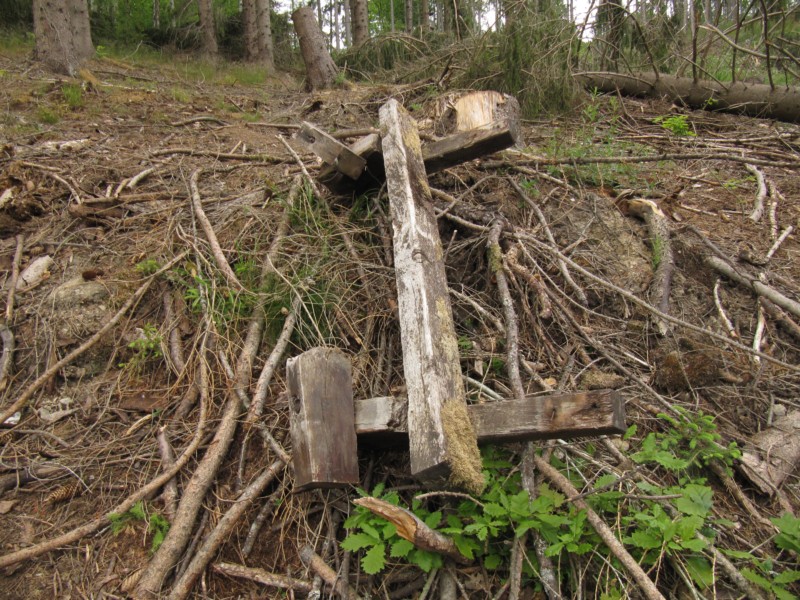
[
  {"x1": 379, "y1": 98, "x2": 483, "y2": 493},
  {"x1": 295, "y1": 122, "x2": 366, "y2": 179},
  {"x1": 354, "y1": 390, "x2": 626, "y2": 444},
  {"x1": 422, "y1": 123, "x2": 517, "y2": 173},
  {"x1": 317, "y1": 121, "x2": 517, "y2": 193},
  {"x1": 286, "y1": 347, "x2": 359, "y2": 491}
]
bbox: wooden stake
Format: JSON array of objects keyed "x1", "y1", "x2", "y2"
[{"x1": 287, "y1": 347, "x2": 359, "y2": 491}]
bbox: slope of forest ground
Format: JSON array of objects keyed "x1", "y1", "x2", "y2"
[{"x1": 0, "y1": 42, "x2": 799, "y2": 600}]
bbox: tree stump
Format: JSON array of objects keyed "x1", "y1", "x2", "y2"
[
  {"x1": 292, "y1": 6, "x2": 338, "y2": 91},
  {"x1": 434, "y1": 90, "x2": 522, "y2": 145}
]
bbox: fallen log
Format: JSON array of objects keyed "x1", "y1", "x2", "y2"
[{"x1": 575, "y1": 72, "x2": 800, "y2": 123}]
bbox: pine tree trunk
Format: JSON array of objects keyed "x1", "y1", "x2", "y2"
[
  {"x1": 405, "y1": 0, "x2": 413, "y2": 32},
  {"x1": 256, "y1": 0, "x2": 274, "y2": 70},
  {"x1": 197, "y1": 0, "x2": 218, "y2": 55},
  {"x1": 350, "y1": 0, "x2": 368, "y2": 45},
  {"x1": 33, "y1": 0, "x2": 94, "y2": 75},
  {"x1": 243, "y1": 0, "x2": 259, "y2": 60},
  {"x1": 293, "y1": 6, "x2": 338, "y2": 90},
  {"x1": 419, "y1": 0, "x2": 429, "y2": 30},
  {"x1": 153, "y1": 0, "x2": 160, "y2": 28},
  {"x1": 344, "y1": 0, "x2": 352, "y2": 45}
]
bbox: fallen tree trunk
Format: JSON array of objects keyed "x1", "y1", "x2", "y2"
[{"x1": 575, "y1": 72, "x2": 800, "y2": 123}]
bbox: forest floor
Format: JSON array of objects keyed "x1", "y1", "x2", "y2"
[{"x1": 0, "y1": 44, "x2": 799, "y2": 600}]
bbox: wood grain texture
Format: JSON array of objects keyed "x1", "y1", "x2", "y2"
[
  {"x1": 286, "y1": 347, "x2": 359, "y2": 491},
  {"x1": 354, "y1": 390, "x2": 626, "y2": 444},
  {"x1": 379, "y1": 99, "x2": 481, "y2": 485}
]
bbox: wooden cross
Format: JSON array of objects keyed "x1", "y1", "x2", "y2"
[{"x1": 289, "y1": 95, "x2": 625, "y2": 491}]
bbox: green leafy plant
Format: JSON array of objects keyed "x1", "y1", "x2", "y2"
[
  {"x1": 343, "y1": 449, "x2": 594, "y2": 580},
  {"x1": 121, "y1": 323, "x2": 163, "y2": 370},
  {"x1": 653, "y1": 114, "x2": 695, "y2": 137},
  {"x1": 343, "y1": 484, "x2": 445, "y2": 574},
  {"x1": 631, "y1": 407, "x2": 740, "y2": 474},
  {"x1": 135, "y1": 259, "x2": 161, "y2": 275},
  {"x1": 109, "y1": 501, "x2": 170, "y2": 554}
]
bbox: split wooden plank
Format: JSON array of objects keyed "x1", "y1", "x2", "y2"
[
  {"x1": 355, "y1": 390, "x2": 625, "y2": 444},
  {"x1": 295, "y1": 122, "x2": 366, "y2": 179},
  {"x1": 379, "y1": 98, "x2": 483, "y2": 493},
  {"x1": 286, "y1": 347, "x2": 359, "y2": 491}
]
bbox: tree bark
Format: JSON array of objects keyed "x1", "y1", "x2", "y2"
[
  {"x1": 197, "y1": 0, "x2": 218, "y2": 56},
  {"x1": 256, "y1": 0, "x2": 274, "y2": 70},
  {"x1": 575, "y1": 72, "x2": 800, "y2": 123},
  {"x1": 242, "y1": 0, "x2": 259, "y2": 61},
  {"x1": 405, "y1": 0, "x2": 413, "y2": 32},
  {"x1": 419, "y1": 0, "x2": 429, "y2": 30},
  {"x1": 350, "y1": 0, "x2": 368, "y2": 45},
  {"x1": 293, "y1": 6, "x2": 338, "y2": 91},
  {"x1": 33, "y1": 0, "x2": 94, "y2": 75}
]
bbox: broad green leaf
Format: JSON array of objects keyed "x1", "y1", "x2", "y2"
[
  {"x1": 721, "y1": 548, "x2": 755, "y2": 560},
  {"x1": 341, "y1": 533, "x2": 379, "y2": 552},
  {"x1": 484, "y1": 553, "x2": 503, "y2": 570},
  {"x1": 675, "y1": 484, "x2": 713, "y2": 517},
  {"x1": 629, "y1": 530, "x2": 662, "y2": 550},
  {"x1": 774, "y1": 570, "x2": 800, "y2": 585},
  {"x1": 680, "y1": 539, "x2": 707, "y2": 552},
  {"x1": 446, "y1": 515, "x2": 463, "y2": 529},
  {"x1": 361, "y1": 544, "x2": 386, "y2": 575},
  {"x1": 772, "y1": 587, "x2": 799, "y2": 600},
  {"x1": 361, "y1": 522, "x2": 381, "y2": 540},
  {"x1": 453, "y1": 534, "x2": 478, "y2": 560},
  {"x1": 684, "y1": 556, "x2": 714, "y2": 588},
  {"x1": 382, "y1": 522, "x2": 397, "y2": 538},
  {"x1": 742, "y1": 568, "x2": 773, "y2": 591},
  {"x1": 424, "y1": 511, "x2": 442, "y2": 529},
  {"x1": 389, "y1": 539, "x2": 414, "y2": 558},
  {"x1": 411, "y1": 549, "x2": 439, "y2": 573},
  {"x1": 483, "y1": 503, "x2": 507, "y2": 518},
  {"x1": 773, "y1": 513, "x2": 800, "y2": 553}
]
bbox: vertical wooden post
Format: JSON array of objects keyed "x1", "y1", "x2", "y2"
[
  {"x1": 379, "y1": 99, "x2": 483, "y2": 493},
  {"x1": 287, "y1": 347, "x2": 359, "y2": 491}
]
